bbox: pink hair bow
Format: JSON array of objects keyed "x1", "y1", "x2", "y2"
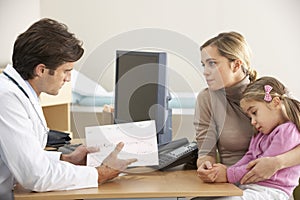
[{"x1": 264, "y1": 85, "x2": 273, "y2": 102}]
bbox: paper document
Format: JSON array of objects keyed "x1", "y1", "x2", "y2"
[{"x1": 85, "y1": 120, "x2": 158, "y2": 167}]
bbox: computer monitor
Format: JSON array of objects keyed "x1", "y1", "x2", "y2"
[{"x1": 114, "y1": 50, "x2": 172, "y2": 145}]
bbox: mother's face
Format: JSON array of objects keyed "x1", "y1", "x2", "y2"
[{"x1": 201, "y1": 45, "x2": 237, "y2": 91}]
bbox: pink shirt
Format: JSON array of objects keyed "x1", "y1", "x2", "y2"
[{"x1": 227, "y1": 122, "x2": 300, "y2": 196}]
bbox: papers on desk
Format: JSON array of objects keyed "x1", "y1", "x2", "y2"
[{"x1": 85, "y1": 120, "x2": 159, "y2": 167}]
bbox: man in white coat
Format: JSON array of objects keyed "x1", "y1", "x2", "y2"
[{"x1": 0, "y1": 18, "x2": 137, "y2": 200}]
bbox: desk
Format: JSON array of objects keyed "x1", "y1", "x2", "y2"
[{"x1": 14, "y1": 170, "x2": 242, "y2": 200}]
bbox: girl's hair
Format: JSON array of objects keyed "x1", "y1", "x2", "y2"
[
  {"x1": 12, "y1": 18, "x2": 84, "y2": 80},
  {"x1": 200, "y1": 31, "x2": 257, "y2": 83},
  {"x1": 241, "y1": 76, "x2": 300, "y2": 131}
]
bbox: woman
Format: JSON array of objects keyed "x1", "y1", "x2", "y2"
[{"x1": 195, "y1": 31, "x2": 300, "y2": 185}]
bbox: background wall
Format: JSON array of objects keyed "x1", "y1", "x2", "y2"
[
  {"x1": 0, "y1": 0, "x2": 40, "y2": 68},
  {"x1": 1, "y1": 0, "x2": 300, "y2": 98},
  {"x1": 39, "y1": 0, "x2": 300, "y2": 99}
]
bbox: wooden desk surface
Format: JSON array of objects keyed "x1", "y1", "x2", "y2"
[{"x1": 14, "y1": 170, "x2": 242, "y2": 200}]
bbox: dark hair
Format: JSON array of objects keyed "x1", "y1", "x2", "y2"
[
  {"x1": 201, "y1": 31, "x2": 257, "y2": 83},
  {"x1": 12, "y1": 18, "x2": 84, "y2": 79},
  {"x1": 241, "y1": 76, "x2": 300, "y2": 131}
]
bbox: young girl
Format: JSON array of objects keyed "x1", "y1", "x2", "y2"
[{"x1": 207, "y1": 76, "x2": 300, "y2": 200}]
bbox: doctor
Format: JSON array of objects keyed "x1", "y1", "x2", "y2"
[{"x1": 0, "y1": 18, "x2": 137, "y2": 200}]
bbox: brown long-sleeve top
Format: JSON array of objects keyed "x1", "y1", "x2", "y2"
[{"x1": 194, "y1": 77, "x2": 254, "y2": 166}]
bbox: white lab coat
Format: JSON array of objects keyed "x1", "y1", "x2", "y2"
[{"x1": 0, "y1": 65, "x2": 98, "y2": 197}]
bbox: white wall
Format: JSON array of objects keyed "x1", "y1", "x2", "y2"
[
  {"x1": 38, "y1": 0, "x2": 300, "y2": 99},
  {"x1": 1, "y1": 0, "x2": 299, "y2": 99},
  {"x1": 0, "y1": 0, "x2": 40, "y2": 68}
]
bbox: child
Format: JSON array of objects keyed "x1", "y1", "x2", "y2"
[{"x1": 206, "y1": 76, "x2": 300, "y2": 200}]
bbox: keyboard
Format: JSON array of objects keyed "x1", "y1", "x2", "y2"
[{"x1": 155, "y1": 142, "x2": 198, "y2": 170}]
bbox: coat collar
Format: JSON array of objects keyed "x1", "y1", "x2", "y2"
[
  {"x1": 4, "y1": 64, "x2": 40, "y2": 104},
  {"x1": 3, "y1": 64, "x2": 48, "y2": 130}
]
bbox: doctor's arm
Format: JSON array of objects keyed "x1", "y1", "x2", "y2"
[{"x1": 58, "y1": 142, "x2": 137, "y2": 184}]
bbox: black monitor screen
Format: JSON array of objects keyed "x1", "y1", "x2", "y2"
[{"x1": 114, "y1": 50, "x2": 172, "y2": 144}]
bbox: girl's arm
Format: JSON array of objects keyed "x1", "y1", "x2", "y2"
[
  {"x1": 241, "y1": 145, "x2": 300, "y2": 184},
  {"x1": 241, "y1": 123, "x2": 300, "y2": 184}
]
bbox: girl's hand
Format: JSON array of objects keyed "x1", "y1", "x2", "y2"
[
  {"x1": 197, "y1": 160, "x2": 218, "y2": 182},
  {"x1": 212, "y1": 163, "x2": 228, "y2": 183}
]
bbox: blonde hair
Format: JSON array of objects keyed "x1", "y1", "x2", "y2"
[
  {"x1": 201, "y1": 31, "x2": 257, "y2": 82},
  {"x1": 241, "y1": 76, "x2": 300, "y2": 131}
]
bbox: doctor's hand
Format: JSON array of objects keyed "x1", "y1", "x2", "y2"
[
  {"x1": 197, "y1": 160, "x2": 219, "y2": 183},
  {"x1": 60, "y1": 145, "x2": 99, "y2": 165},
  {"x1": 96, "y1": 142, "x2": 137, "y2": 184}
]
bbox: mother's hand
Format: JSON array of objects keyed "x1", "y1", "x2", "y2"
[
  {"x1": 240, "y1": 157, "x2": 280, "y2": 184},
  {"x1": 197, "y1": 160, "x2": 219, "y2": 182}
]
